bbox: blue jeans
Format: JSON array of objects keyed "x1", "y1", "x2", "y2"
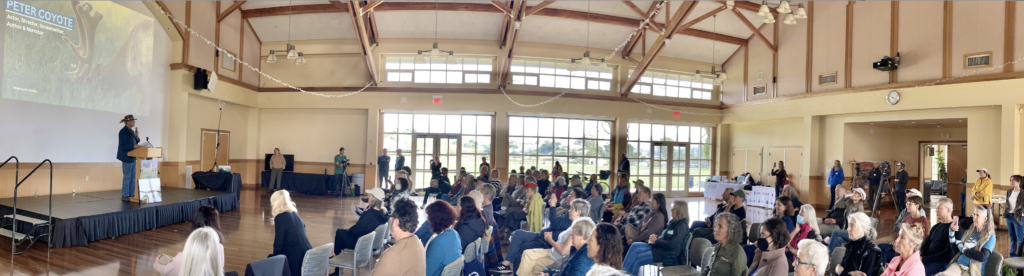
[
  {"x1": 121, "y1": 162, "x2": 136, "y2": 197},
  {"x1": 828, "y1": 230, "x2": 850, "y2": 255},
  {"x1": 506, "y1": 230, "x2": 551, "y2": 272},
  {"x1": 623, "y1": 242, "x2": 654, "y2": 275},
  {"x1": 1008, "y1": 216, "x2": 1024, "y2": 257},
  {"x1": 924, "y1": 261, "x2": 949, "y2": 276},
  {"x1": 690, "y1": 221, "x2": 709, "y2": 233}
]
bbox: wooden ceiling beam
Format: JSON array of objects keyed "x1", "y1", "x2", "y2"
[
  {"x1": 524, "y1": 1, "x2": 555, "y2": 17},
  {"x1": 731, "y1": 8, "x2": 776, "y2": 53},
  {"x1": 622, "y1": 1, "x2": 663, "y2": 33},
  {"x1": 218, "y1": 1, "x2": 247, "y2": 23},
  {"x1": 337, "y1": 0, "x2": 379, "y2": 85},
  {"x1": 624, "y1": 1, "x2": 666, "y2": 58},
  {"x1": 498, "y1": 1, "x2": 526, "y2": 88},
  {"x1": 241, "y1": 2, "x2": 747, "y2": 46},
  {"x1": 489, "y1": 0, "x2": 512, "y2": 15},
  {"x1": 498, "y1": 1, "x2": 510, "y2": 48},
  {"x1": 361, "y1": 1, "x2": 384, "y2": 15},
  {"x1": 621, "y1": 1, "x2": 697, "y2": 97}
]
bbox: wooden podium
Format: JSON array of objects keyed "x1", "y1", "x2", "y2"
[{"x1": 128, "y1": 147, "x2": 163, "y2": 203}]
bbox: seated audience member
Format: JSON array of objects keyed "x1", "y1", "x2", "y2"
[
  {"x1": 583, "y1": 174, "x2": 598, "y2": 200},
  {"x1": 455, "y1": 196, "x2": 487, "y2": 251},
  {"x1": 694, "y1": 190, "x2": 747, "y2": 243},
  {"x1": 423, "y1": 201, "x2": 462, "y2": 276},
  {"x1": 552, "y1": 176, "x2": 567, "y2": 200},
  {"x1": 493, "y1": 191, "x2": 589, "y2": 274},
  {"x1": 795, "y1": 240, "x2": 830, "y2": 276},
  {"x1": 880, "y1": 223, "x2": 926, "y2": 276},
  {"x1": 936, "y1": 206, "x2": 996, "y2": 276},
  {"x1": 775, "y1": 196, "x2": 796, "y2": 232},
  {"x1": 501, "y1": 173, "x2": 520, "y2": 207},
  {"x1": 334, "y1": 188, "x2": 388, "y2": 253},
  {"x1": 835, "y1": 212, "x2": 881, "y2": 276},
  {"x1": 832, "y1": 184, "x2": 850, "y2": 209},
  {"x1": 449, "y1": 174, "x2": 474, "y2": 206},
  {"x1": 588, "y1": 183, "x2": 604, "y2": 223},
  {"x1": 537, "y1": 170, "x2": 553, "y2": 198},
  {"x1": 789, "y1": 205, "x2": 820, "y2": 254},
  {"x1": 539, "y1": 220, "x2": 600, "y2": 276},
  {"x1": 468, "y1": 177, "x2": 485, "y2": 209},
  {"x1": 818, "y1": 187, "x2": 865, "y2": 237},
  {"x1": 500, "y1": 178, "x2": 540, "y2": 235},
  {"x1": 372, "y1": 198, "x2": 426, "y2": 276},
  {"x1": 587, "y1": 223, "x2": 625, "y2": 271},
  {"x1": 699, "y1": 212, "x2": 748, "y2": 276},
  {"x1": 447, "y1": 168, "x2": 468, "y2": 204},
  {"x1": 585, "y1": 265, "x2": 631, "y2": 276},
  {"x1": 613, "y1": 180, "x2": 647, "y2": 223},
  {"x1": 889, "y1": 194, "x2": 930, "y2": 237},
  {"x1": 692, "y1": 188, "x2": 737, "y2": 232},
  {"x1": 518, "y1": 218, "x2": 596, "y2": 276},
  {"x1": 604, "y1": 174, "x2": 632, "y2": 222},
  {"x1": 422, "y1": 174, "x2": 452, "y2": 206},
  {"x1": 621, "y1": 200, "x2": 692, "y2": 275},
  {"x1": 784, "y1": 185, "x2": 803, "y2": 212},
  {"x1": 268, "y1": 190, "x2": 313, "y2": 276},
  {"x1": 557, "y1": 176, "x2": 584, "y2": 216},
  {"x1": 615, "y1": 186, "x2": 654, "y2": 241},
  {"x1": 627, "y1": 193, "x2": 667, "y2": 246},
  {"x1": 178, "y1": 227, "x2": 225, "y2": 276},
  {"x1": 480, "y1": 183, "x2": 496, "y2": 225},
  {"x1": 749, "y1": 218, "x2": 792, "y2": 276},
  {"x1": 489, "y1": 169, "x2": 503, "y2": 209},
  {"x1": 921, "y1": 198, "x2": 962, "y2": 275},
  {"x1": 155, "y1": 206, "x2": 223, "y2": 276}
]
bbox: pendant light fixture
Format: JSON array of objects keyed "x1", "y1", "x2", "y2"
[
  {"x1": 752, "y1": 1, "x2": 802, "y2": 25},
  {"x1": 696, "y1": 15, "x2": 726, "y2": 81},
  {"x1": 793, "y1": 4, "x2": 808, "y2": 19},
  {"x1": 415, "y1": 1, "x2": 456, "y2": 65},
  {"x1": 265, "y1": 1, "x2": 305, "y2": 65},
  {"x1": 570, "y1": 1, "x2": 608, "y2": 71}
]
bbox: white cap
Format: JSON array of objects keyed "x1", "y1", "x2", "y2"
[
  {"x1": 367, "y1": 188, "x2": 386, "y2": 201},
  {"x1": 977, "y1": 168, "x2": 989, "y2": 173}
]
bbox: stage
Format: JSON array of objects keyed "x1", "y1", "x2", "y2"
[{"x1": 0, "y1": 187, "x2": 239, "y2": 248}]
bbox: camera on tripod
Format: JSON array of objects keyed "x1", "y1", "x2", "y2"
[{"x1": 879, "y1": 161, "x2": 892, "y2": 179}]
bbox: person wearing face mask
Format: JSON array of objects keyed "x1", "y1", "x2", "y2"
[
  {"x1": 749, "y1": 218, "x2": 793, "y2": 276},
  {"x1": 788, "y1": 205, "x2": 821, "y2": 258},
  {"x1": 879, "y1": 223, "x2": 926, "y2": 276}
]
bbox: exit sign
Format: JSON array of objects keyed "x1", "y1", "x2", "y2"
[
  {"x1": 941, "y1": 133, "x2": 950, "y2": 138},
  {"x1": 432, "y1": 95, "x2": 442, "y2": 106}
]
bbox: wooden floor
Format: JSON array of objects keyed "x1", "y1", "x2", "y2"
[{"x1": 0, "y1": 189, "x2": 1014, "y2": 275}]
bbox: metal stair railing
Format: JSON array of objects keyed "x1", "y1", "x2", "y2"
[{"x1": 8, "y1": 159, "x2": 52, "y2": 255}]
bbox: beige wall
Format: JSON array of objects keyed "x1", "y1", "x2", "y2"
[
  {"x1": 748, "y1": 26, "x2": 775, "y2": 101},
  {"x1": 951, "y1": 1, "x2": 1005, "y2": 77},
  {"x1": 897, "y1": 1, "x2": 944, "y2": 82},
  {"x1": 258, "y1": 108, "x2": 369, "y2": 164},
  {"x1": 722, "y1": 47, "x2": 745, "y2": 104},
  {"x1": 850, "y1": 1, "x2": 892, "y2": 87},
  {"x1": 777, "y1": 3, "x2": 809, "y2": 97},
  {"x1": 810, "y1": 1, "x2": 848, "y2": 92}
]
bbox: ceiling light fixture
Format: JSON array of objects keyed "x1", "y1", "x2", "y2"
[
  {"x1": 266, "y1": 1, "x2": 304, "y2": 65},
  {"x1": 726, "y1": 1, "x2": 735, "y2": 10},
  {"x1": 570, "y1": 1, "x2": 608, "y2": 72},
  {"x1": 696, "y1": 15, "x2": 727, "y2": 82},
  {"x1": 754, "y1": 1, "x2": 802, "y2": 25},
  {"x1": 415, "y1": 1, "x2": 456, "y2": 65}
]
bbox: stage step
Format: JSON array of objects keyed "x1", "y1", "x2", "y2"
[
  {"x1": 3, "y1": 215, "x2": 48, "y2": 225},
  {"x1": 0, "y1": 229, "x2": 29, "y2": 241}
]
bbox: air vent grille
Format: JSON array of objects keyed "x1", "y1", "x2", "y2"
[
  {"x1": 966, "y1": 53, "x2": 991, "y2": 68},
  {"x1": 753, "y1": 85, "x2": 767, "y2": 95},
  {"x1": 819, "y1": 72, "x2": 837, "y2": 85}
]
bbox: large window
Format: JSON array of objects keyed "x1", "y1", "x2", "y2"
[
  {"x1": 508, "y1": 116, "x2": 612, "y2": 178},
  {"x1": 628, "y1": 69, "x2": 715, "y2": 100},
  {"x1": 509, "y1": 58, "x2": 614, "y2": 91},
  {"x1": 626, "y1": 123, "x2": 713, "y2": 193},
  {"x1": 381, "y1": 113, "x2": 492, "y2": 189},
  {"x1": 383, "y1": 55, "x2": 494, "y2": 84}
]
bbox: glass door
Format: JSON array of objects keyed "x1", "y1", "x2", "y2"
[
  {"x1": 413, "y1": 135, "x2": 461, "y2": 190},
  {"x1": 648, "y1": 143, "x2": 691, "y2": 197}
]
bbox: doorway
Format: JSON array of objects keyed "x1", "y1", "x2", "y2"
[
  {"x1": 412, "y1": 135, "x2": 463, "y2": 190},
  {"x1": 649, "y1": 142, "x2": 691, "y2": 197},
  {"x1": 200, "y1": 129, "x2": 230, "y2": 172}
]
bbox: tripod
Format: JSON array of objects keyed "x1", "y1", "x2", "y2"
[{"x1": 870, "y1": 177, "x2": 899, "y2": 218}]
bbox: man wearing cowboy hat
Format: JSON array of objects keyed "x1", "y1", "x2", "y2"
[{"x1": 117, "y1": 115, "x2": 142, "y2": 201}]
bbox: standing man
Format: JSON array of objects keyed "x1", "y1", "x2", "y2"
[
  {"x1": 335, "y1": 147, "x2": 350, "y2": 197},
  {"x1": 377, "y1": 148, "x2": 391, "y2": 189},
  {"x1": 868, "y1": 161, "x2": 882, "y2": 207},
  {"x1": 117, "y1": 115, "x2": 142, "y2": 202},
  {"x1": 618, "y1": 153, "x2": 630, "y2": 177},
  {"x1": 394, "y1": 149, "x2": 406, "y2": 178},
  {"x1": 269, "y1": 148, "x2": 286, "y2": 194},
  {"x1": 893, "y1": 162, "x2": 909, "y2": 213},
  {"x1": 480, "y1": 157, "x2": 490, "y2": 172}
]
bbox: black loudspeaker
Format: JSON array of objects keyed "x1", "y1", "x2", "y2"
[{"x1": 193, "y1": 68, "x2": 209, "y2": 90}]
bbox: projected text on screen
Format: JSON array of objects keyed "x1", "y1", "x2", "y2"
[{"x1": 3, "y1": 0, "x2": 155, "y2": 115}]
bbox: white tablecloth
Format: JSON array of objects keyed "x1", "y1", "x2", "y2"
[{"x1": 746, "y1": 186, "x2": 777, "y2": 209}]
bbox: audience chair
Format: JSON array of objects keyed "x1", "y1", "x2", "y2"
[
  {"x1": 826, "y1": 247, "x2": 846, "y2": 276},
  {"x1": 441, "y1": 256, "x2": 465, "y2": 276},
  {"x1": 329, "y1": 232, "x2": 375, "y2": 276},
  {"x1": 301, "y1": 243, "x2": 334, "y2": 276},
  {"x1": 1004, "y1": 256, "x2": 1024, "y2": 276},
  {"x1": 464, "y1": 238, "x2": 482, "y2": 263},
  {"x1": 479, "y1": 226, "x2": 493, "y2": 254},
  {"x1": 244, "y1": 255, "x2": 290, "y2": 276},
  {"x1": 870, "y1": 218, "x2": 878, "y2": 229},
  {"x1": 371, "y1": 221, "x2": 389, "y2": 256},
  {"x1": 659, "y1": 237, "x2": 712, "y2": 276},
  {"x1": 740, "y1": 219, "x2": 750, "y2": 243},
  {"x1": 984, "y1": 251, "x2": 1003, "y2": 276},
  {"x1": 748, "y1": 222, "x2": 761, "y2": 244}
]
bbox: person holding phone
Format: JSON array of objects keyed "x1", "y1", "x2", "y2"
[
  {"x1": 117, "y1": 115, "x2": 142, "y2": 202},
  {"x1": 920, "y1": 198, "x2": 963, "y2": 275},
  {"x1": 770, "y1": 161, "x2": 787, "y2": 198}
]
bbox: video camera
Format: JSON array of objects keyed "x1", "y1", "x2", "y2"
[{"x1": 879, "y1": 161, "x2": 892, "y2": 178}]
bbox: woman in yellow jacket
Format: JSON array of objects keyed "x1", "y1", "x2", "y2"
[{"x1": 972, "y1": 168, "x2": 994, "y2": 208}]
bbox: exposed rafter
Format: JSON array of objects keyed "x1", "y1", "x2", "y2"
[
  {"x1": 334, "y1": 0, "x2": 379, "y2": 85},
  {"x1": 623, "y1": 1, "x2": 664, "y2": 59},
  {"x1": 361, "y1": 1, "x2": 384, "y2": 15},
  {"x1": 524, "y1": 1, "x2": 555, "y2": 17},
  {"x1": 622, "y1": 1, "x2": 662, "y2": 33},
  {"x1": 497, "y1": 1, "x2": 526, "y2": 89},
  {"x1": 621, "y1": 1, "x2": 697, "y2": 97},
  {"x1": 489, "y1": 0, "x2": 512, "y2": 15},
  {"x1": 498, "y1": 1, "x2": 510, "y2": 47},
  {"x1": 218, "y1": 1, "x2": 247, "y2": 23},
  {"x1": 730, "y1": 8, "x2": 776, "y2": 53},
  {"x1": 241, "y1": 2, "x2": 747, "y2": 46}
]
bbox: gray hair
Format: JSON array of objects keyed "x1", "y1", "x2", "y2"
[
  {"x1": 937, "y1": 197, "x2": 954, "y2": 211},
  {"x1": 849, "y1": 212, "x2": 876, "y2": 241},
  {"x1": 526, "y1": 176, "x2": 537, "y2": 184},
  {"x1": 672, "y1": 200, "x2": 689, "y2": 221},
  {"x1": 585, "y1": 264, "x2": 630, "y2": 276},
  {"x1": 714, "y1": 212, "x2": 744, "y2": 245},
  {"x1": 570, "y1": 198, "x2": 591, "y2": 217},
  {"x1": 481, "y1": 183, "x2": 496, "y2": 200},
  {"x1": 555, "y1": 176, "x2": 566, "y2": 186},
  {"x1": 179, "y1": 227, "x2": 225, "y2": 276},
  {"x1": 571, "y1": 218, "x2": 596, "y2": 241},
  {"x1": 797, "y1": 239, "x2": 829, "y2": 276},
  {"x1": 784, "y1": 185, "x2": 799, "y2": 200}
]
